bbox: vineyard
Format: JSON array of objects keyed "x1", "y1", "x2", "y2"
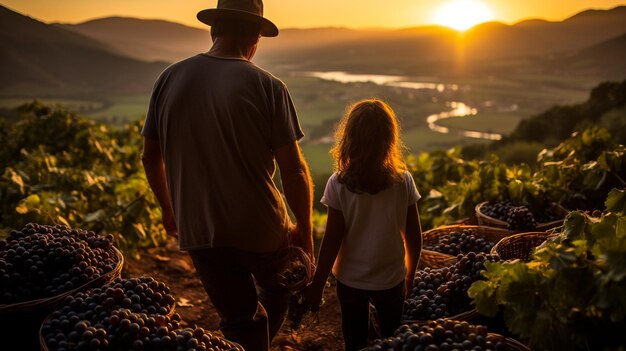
[{"x1": 1, "y1": 93, "x2": 626, "y2": 350}]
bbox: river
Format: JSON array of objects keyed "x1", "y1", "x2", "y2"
[{"x1": 301, "y1": 71, "x2": 503, "y2": 141}]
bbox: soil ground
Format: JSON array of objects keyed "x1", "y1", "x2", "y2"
[{"x1": 123, "y1": 239, "x2": 345, "y2": 351}]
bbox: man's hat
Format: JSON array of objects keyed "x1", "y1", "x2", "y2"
[{"x1": 197, "y1": 0, "x2": 279, "y2": 37}]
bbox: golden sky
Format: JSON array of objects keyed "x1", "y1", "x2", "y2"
[{"x1": 3, "y1": 0, "x2": 626, "y2": 29}]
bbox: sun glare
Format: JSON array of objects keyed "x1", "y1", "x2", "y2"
[{"x1": 434, "y1": 0, "x2": 494, "y2": 31}]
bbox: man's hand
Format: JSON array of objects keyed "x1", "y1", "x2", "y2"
[
  {"x1": 290, "y1": 223, "x2": 313, "y2": 262},
  {"x1": 163, "y1": 209, "x2": 178, "y2": 239},
  {"x1": 142, "y1": 137, "x2": 178, "y2": 240}
]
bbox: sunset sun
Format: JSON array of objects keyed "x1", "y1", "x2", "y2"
[{"x1": 434, "y1": 0, "x2": 494, "y2": 31}]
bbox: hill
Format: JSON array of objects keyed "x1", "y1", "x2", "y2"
[
  {"x1": 576, "y1": 33, "x2": 626, "y2": 77},
  {"x1": 0, "y1": 5, "x2": 167, "y2": 98},
  {"x1": 55, "y1": 17, "x2": 213, "y2": 63},
  {"x1": 510, "y1": 6, "x2": 626, "y2": 52},
  {"x1": 55, "y1": 6, "x2": 626, "y2": 76},
  {"x1": 508, "y1": 80, "x2": 626, "y2": 143}
]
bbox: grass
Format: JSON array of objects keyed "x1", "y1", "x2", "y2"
[
  {"x1": 301, "y1": 142, "x2": 334, "y2": 175},
  {"x1": 85, "y1": 95, "x2": 150, "y2": 125},
  {"x1": 0, "y1": 98, "x2": 103, "y2": 111}
]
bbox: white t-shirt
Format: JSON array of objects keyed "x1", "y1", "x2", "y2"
[{"x1": 321, "y1": 171, "x2": 420, "y2": 290}]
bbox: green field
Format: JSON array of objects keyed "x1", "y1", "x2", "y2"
[{"x1": 86, "y1": 95, "x2": 150, "y2": 125}]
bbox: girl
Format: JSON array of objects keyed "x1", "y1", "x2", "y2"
[{"x1": 303, "y1": 99, "x2": 422, "y2": 351}]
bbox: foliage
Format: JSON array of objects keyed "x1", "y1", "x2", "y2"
[
  {"x1": 537, "y1": 127, "x2": 626, "y2": 211},
  {"x1": 0, "y1": 101, "x2": 167, "y2": 256},
  {"x1": 468, "y1": 188, "x2": 626, "y2": 350},
  {"x1": 408, "y1": 151, "x2": 550, "y2": 228},
  {"x1": 409, "y1": 127, "x2": 626, "y2": 230},
  {"x1": 406, "y1": 148, "x2": 476, "y2": 228}
]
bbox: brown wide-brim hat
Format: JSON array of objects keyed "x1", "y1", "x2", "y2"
[{"x1": 197, "y1": 0, "x2": 279, "y2": 37}]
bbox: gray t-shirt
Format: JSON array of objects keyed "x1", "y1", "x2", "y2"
[{"x1": 142, "y1": 54, "x2": 303, "y2": 252}]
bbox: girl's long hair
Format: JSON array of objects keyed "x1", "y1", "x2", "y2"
[{"x1": 331, "y1": 99, "x2": 407, "y2": 194}]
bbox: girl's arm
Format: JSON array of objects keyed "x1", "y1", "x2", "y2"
[
  {"x1": 402, "y1": 203, "x2": 422, "y2": 296},
  {"x1": 303, "y1": 206, "x2": 346, "y2": 311}
]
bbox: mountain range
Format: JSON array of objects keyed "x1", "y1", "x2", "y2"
[
  {"x1": 0, "y1": 5, "x2": 167, "y2": 97},
  {"x1": 1, "y1": 4, "x2": 626, "y2": 98}
]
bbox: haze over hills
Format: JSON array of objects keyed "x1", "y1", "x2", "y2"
[
  {"x1": 0, "y1": 5, "x2": 167, "y2": 97},
  {"x1": 1, "y1": 3, "x2": 626, "y2": 100},
  {"x1": 573, "y1": 33, "x2": 626, "y2": 77},
  {"x1": 53, "y1": 6, "x2": 626, "y2": 76}
]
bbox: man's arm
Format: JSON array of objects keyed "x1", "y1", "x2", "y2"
[
  {"x1": 141, "y1": 137, "x2": 178, "y2": 238},
  {"x1": 274, "y1": 140, "x2": 314, "y2": 257},
  {"x1": 403, "y1": 203, "x2": 422, "y2": 296}
]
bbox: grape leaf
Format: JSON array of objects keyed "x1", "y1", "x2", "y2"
[
  {"x1": 562, "y1": 211, "x2": 587, "y2": 241},
  {"x1": 468, "y1": 280, "x2": 498, "y2": 317},
  {"x1": 605, "y1": 188, "x2": 626, "y2": 214}
]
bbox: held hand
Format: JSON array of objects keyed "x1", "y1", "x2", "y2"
[{"x1": 301, "y1": 282, "x2": 324, "y2": 313}]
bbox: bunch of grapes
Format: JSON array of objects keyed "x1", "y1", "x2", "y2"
[
  {"x1": 278, "y1": 259, "x2": 308, "y2": 290},
  {"x1": 403, "y1": 252, "x2": 498, "y2": 321},
  {"x1": 366, "y1": 319, "x2": 514, "y2": 351},
  {"x1": 42, "y1": 277, "x2": 242, "y2": 350},
  {"x1": 56, "y1": 277, "x2": 176, "y2": 319},
  {"x1": 505, "y1": 206, "x2": 536, "y2": 231},
  {"x1": 43, "y1": 307, "x2": 240, "y2": 350},
  {"x1": 481, "y1": 201, "x2": 515, "y2": 221},
  {"x1": 424, "y1": 229, "x2": 495, "y2": 255},
  {"x1": 0, "y1": 223, "x2": 118, "y2": 303},
  {"x1": 481, "y1": 202, "x2": 538, "y2": 230}
]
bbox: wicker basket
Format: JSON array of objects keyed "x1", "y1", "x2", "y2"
[
  {"x1": 402, "y1": 308, "x2": 481, "y2": 325},
  {"x1": 490, "y1": 231, "x2": 554, "y2": 261},
  {"x1": 418, "y1": 249, "x2": 457, "y2": 269},
  {"x1": 0, "y1": 246, "x2": 124, "y2": 315},
  {"x1": 475, "y1": 201, "x2": 569, "y2": 231},
  {"x1": 421, "y1": 225, "x2": 512, "y2": 259},
  {"x1": 277, "y1": 246, "x2": 315, "y2": 291},
  {"x1": 499, "y1": 335, "x2": 531, "y2": 351}
]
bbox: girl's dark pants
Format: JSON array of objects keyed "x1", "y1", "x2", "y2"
[{"x1": 337, "y1": 280, "x2": 405, "y2": 351}]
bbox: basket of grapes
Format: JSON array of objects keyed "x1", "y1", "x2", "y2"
[
  {"x1": 403, "y1": 252, "x2": 499, "y2": 323},
  {"x1": 277, "y1": 246, "x2": 314, "y2": 291},
  {"x1": 490, "y1": 231, "x2": 555, "y2": 261},
  {"x1": 277, "y1": 246, "x2": 321, "y2": 331},
  {"x1": 363, "y1": 319, "x2": 529, "y2": 351},
  {"x1": 476, "y1": 201, "x2": 569, "y2": 232},
  {"x1": 421, "y1": 225, "x2": 512, "y2": 261},
  {"x1": 0, "y1": 223, "x2": 124, "y2": 314},
  {"x1": 40, "y1": 277, "x2": 243, "y2": 351}
]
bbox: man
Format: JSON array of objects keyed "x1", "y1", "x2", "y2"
[{"x1": 141, "y1": 1, "x2": 314, "y2": 350}]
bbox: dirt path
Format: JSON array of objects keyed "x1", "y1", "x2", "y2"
[{"x1": 123, "y1": 239, "x2": 345, "y2": 351}]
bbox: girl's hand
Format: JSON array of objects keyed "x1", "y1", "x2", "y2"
[{"x1": 302, "y1": 282, "x2": 324, "y2": 312}]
